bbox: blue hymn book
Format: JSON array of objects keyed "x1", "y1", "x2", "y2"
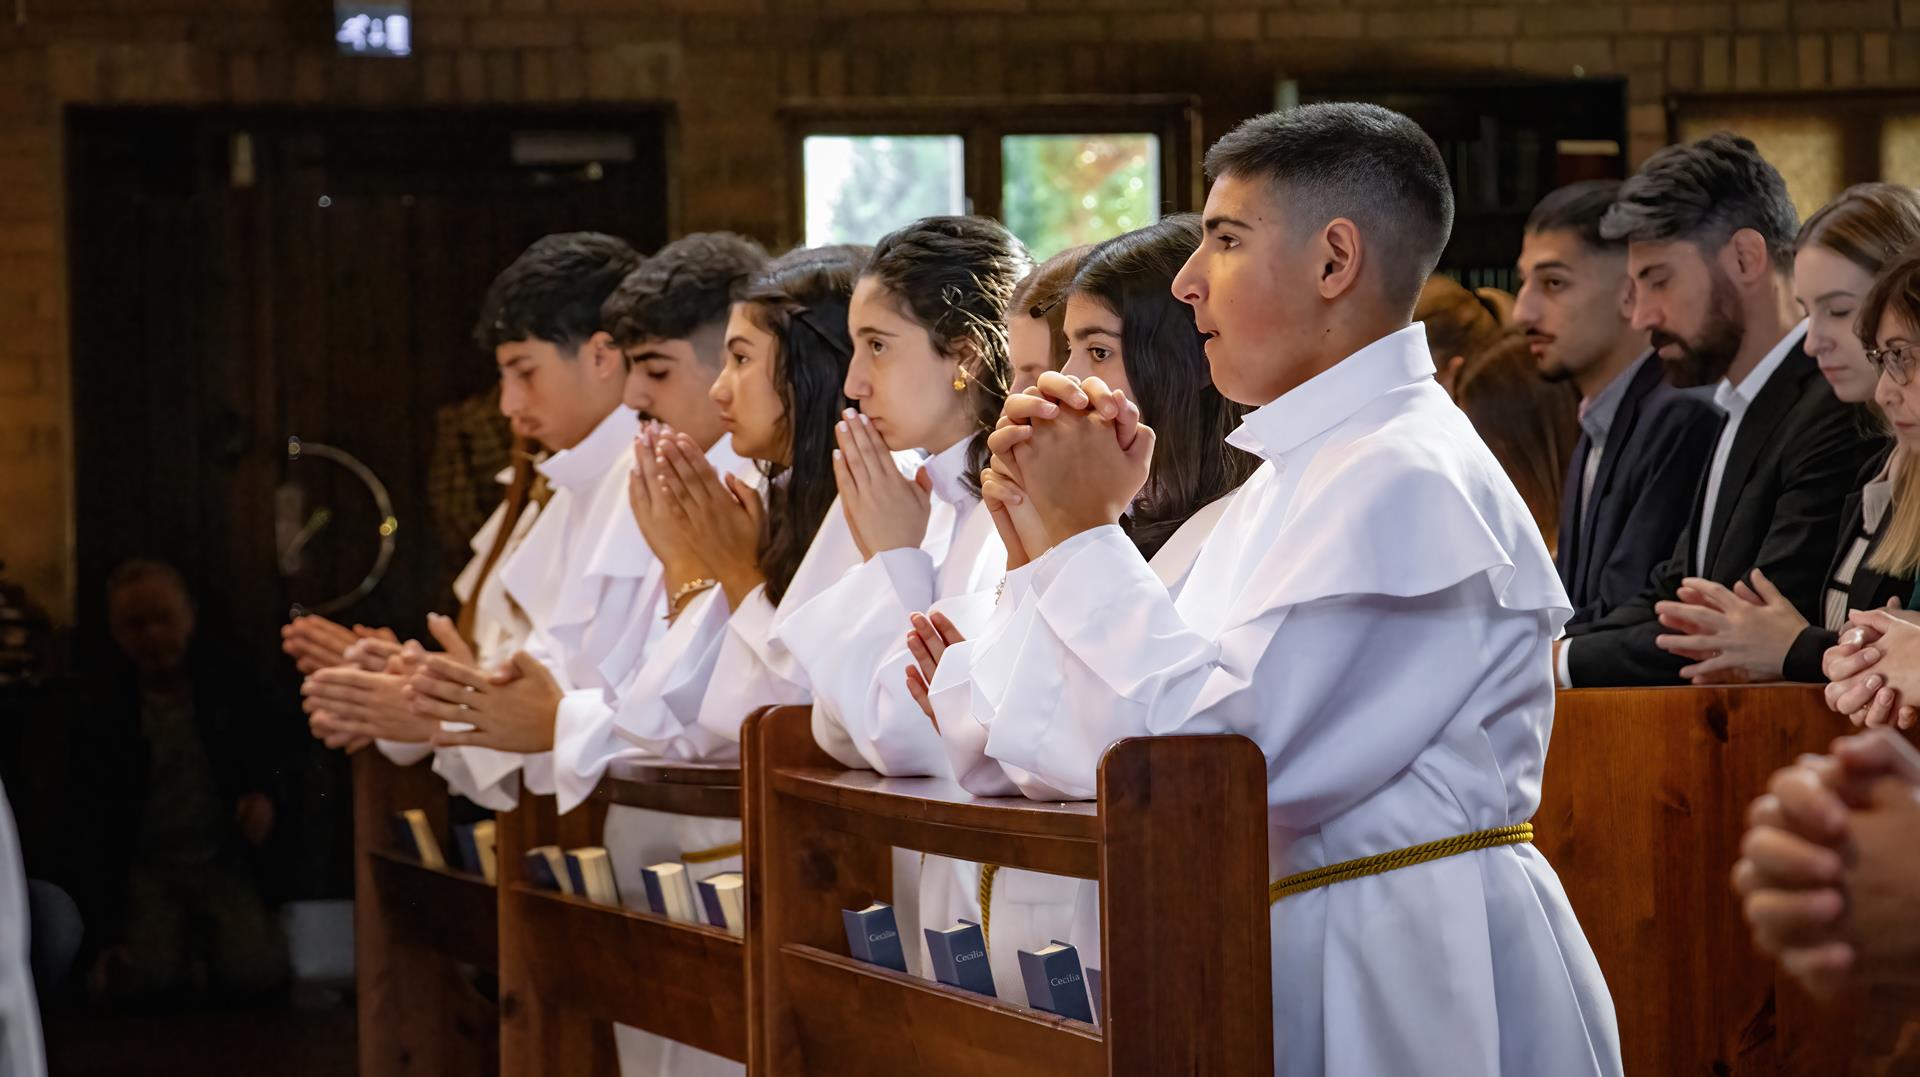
[
  {"x1": 1018, "y1": 941, "x2": 1093, "y2": 1023},
  {"x1": 924, "y1": 919, "x2": 996, "y2": 998},
  {"x1": 841, "y1": 902, "x2": 908, "y2": 973}
]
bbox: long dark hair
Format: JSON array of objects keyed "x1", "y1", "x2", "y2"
[
  {"x1": 1454, "y1": 330, "x2": 1580, "y2": 551},
  {"x1": 861, "y1": 216, "x2": 1031, "y2": 493},
  {"x1": 1069, "y1": 215, "x2": 1258, "y2": 558},
  {"x1": 739, "y1": 245, "x2": 867, "y2": 604}
]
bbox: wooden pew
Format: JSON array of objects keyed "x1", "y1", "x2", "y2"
[
  {"x1": 743, "y1": 704, "x2": 1273, "y2": 1075},
  {"x1": 497, "y1": 759, "x2": 747, "y2": 1077},
  {"x1": 351, "y1": 749, "x2": 499, "y2": 1077},
  {"x1": 1542, "y1": 685, "x2": 1920, "y2": 1076}
]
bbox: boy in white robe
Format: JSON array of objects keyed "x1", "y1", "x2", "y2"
[
  {"x1": 977, "y1": 104, "x2": 1622, "y2": 1076},
  {"x1": 412, "y1": 234, "x2": 766, "y2": 1077}
]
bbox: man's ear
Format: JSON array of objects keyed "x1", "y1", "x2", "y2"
[
  {"x1": 1725, "y1": 228, "x2": 1774, "y2": 286},
  {"x1": 585, "y1": 331, "x2": 622, "y2": 380},
  {"x1": 1616, "y1": 272, "x2": 1636, "y2": 323},
  {"x1": 1317, "y1": 218, "x2": 1364, "y2": 301}
]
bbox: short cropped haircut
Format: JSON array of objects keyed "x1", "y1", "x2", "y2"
[
  {"x1": 1600, "y1": 132, "x2": 1799, "y2": 272},
  {"x1": 603, "y1": 232, "x2": 769, "y2": 356},
  {"x1": 472, "y1": 232, "x2": 641, "y2": 353},
  {"x1": 1203, "y1": 102, "x2": 1454, "y2": 313},
  {"x1": 1526, "y1": 180, "x2": 1626, "y2": 253}
]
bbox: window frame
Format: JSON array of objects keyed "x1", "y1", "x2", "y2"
[
  {"x1": 780, "y1": 94, "x2": 1202, "y2": 250},
  {"x1": 1666, "y1": 90, "x2": 1920, "y2": 187}
]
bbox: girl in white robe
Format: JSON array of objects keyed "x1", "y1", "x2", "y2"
[
  {"x1": 908, "y1": 216, "x2": 1259, "y2": 1006},
  {"x1": 777, "y1": 217, "x2": 1030, "y2": 973}
]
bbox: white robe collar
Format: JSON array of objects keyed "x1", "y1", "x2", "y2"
[
  {"x1": 538, "y1": 404, "x2": 636, "y2": 491},
  {"x1": 921, "y1": 436, "x2": 975, "y2": 507},
  {"x1": 1228, "y1": 325, "x2": 1434, "y2": 461}
]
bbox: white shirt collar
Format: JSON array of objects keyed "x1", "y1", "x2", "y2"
[
  {"x1": 1226, "y1": 324, "x2": 1435, "y2": 460},
  {"x1": 537, "y1": 405, "x2": 636, "y2": 491},
  {"x1": 922, "y1": 436, "x2": 977, "y2": 506},
  {"x1": 1714, "y1": 320, "x2": 1808, "y2": 413}
]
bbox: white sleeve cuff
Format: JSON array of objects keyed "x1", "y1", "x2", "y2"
[
  {"x1": 1555, "y1": 638, "x2": 1574, "y2": 689},
  {"x1": 375, "y1": 739, "x2": 433, "y2": 767}
]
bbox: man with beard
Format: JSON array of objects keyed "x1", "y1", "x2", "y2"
[
  {"x1": 1514, "y1": 179, "x2": 1721, "y2": 625},
  {"x1": 1555, "y1": 134, "x2": 1876, "y2": 686}
]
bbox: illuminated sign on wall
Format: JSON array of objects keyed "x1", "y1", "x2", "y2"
[{"x1": 335, "y1": 3, "x2": 412, "y2": 58}]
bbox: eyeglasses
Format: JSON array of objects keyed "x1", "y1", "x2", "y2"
[{"x1": 1867, "y1": 341, "x2": 1920, "y2": 386}]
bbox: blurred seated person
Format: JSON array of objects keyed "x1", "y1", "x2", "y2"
[
  {"x1": 1415, "y1": 273, "x2": 1508, "y2": 397},
  {"x1": 1453, "y1": 331, "x2": 1581, "y2": 553},
  {"x1": 84, "y1": 558, "x2": 288, "y2": 1005}
]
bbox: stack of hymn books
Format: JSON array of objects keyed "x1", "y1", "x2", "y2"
[
  {"x1": 1018, "y1": 941, "x2": 1093, "y2": 1023},
  {"x1": 841, "y1": 902, "x2": 907, "y2": 972},
  {"x1": 523, "y1": 845, "x2": 572, "y2": 894},
  {"x1": 565, "y1": 848, "x2": 621, "y2": 906},
  {"x1": 696, "y1": 872, "x2": 745, "y2": 935},
  {"x1": 389, "y1": 809, "x2": 446, "y2": 869},
  {"x1": 521, "y1": 846, "x2": 621, "y2": 906},
  {"x1": 452, "y1": 820, "x2": 497, "y2": 883},
  {"x1": 924, "y1": 919, "x2": 995, "y2": 997},
  {"x1": 640, "y1": 862, "x2": 699, "y2": 923}
]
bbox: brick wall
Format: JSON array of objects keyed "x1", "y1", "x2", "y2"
[{"x1": 2, "y1": 0, "x2": 1914, "y2": 621}]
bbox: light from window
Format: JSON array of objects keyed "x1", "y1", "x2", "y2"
[
  {"x1": 1678, "y1": 110, "x2": 1841, "y2": 223},
  {"x1": 803, "y1": 135, "x2": 965, "y2": 247},
  {"x1": 1001, "y1": 134, "x2": 1160, "y2": 259},
  {"x1": 1883, "y1": 116, "x2": 1920, "y2": 188}
]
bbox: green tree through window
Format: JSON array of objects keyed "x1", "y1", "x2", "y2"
[{"x1": 1002, "y1": 134, "x2": 1160, "y2": 259}]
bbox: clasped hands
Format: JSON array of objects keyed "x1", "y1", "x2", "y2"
[
  {"x1": 1821, "y1": 606, "x2": 1920, "y2": 730},
  {"x1": 1734, "y1": 728, "x2": 1920, "y2": 999},
  {"x1": 981, "y1": 370, "x2": 1154, "y2": 568},
  {"x1": 628, "y1": 421, "x2": 766, "y2": 609},
  {"x1": 902, "y1": 371, "x2": 1155, "y2": 724}
]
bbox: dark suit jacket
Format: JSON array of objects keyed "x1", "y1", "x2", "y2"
[
  {"x1": 1783, "y1": 445, "x2": 1911, "y2": 682},
  {"x1": 1557, "y1": 354, "x2": 1722, "y2": 626},
  {"x1": 1565, "y1": 336, "x2": 1881, "y2": 686}
]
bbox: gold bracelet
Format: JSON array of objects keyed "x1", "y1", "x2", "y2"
[{"x1": 666, "y1": 577, "x2": 718, "y2": 618}]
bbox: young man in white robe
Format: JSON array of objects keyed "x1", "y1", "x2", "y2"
[
  {"x1": 409, "y1": 233, "x2": 765, "y2": 1077},
  {"x1": 295, "y1": 233, "x2": 644, "y2": 810},
  {"x1": 978, "y1": 103, "x2": 1622, "y2": 1077}
]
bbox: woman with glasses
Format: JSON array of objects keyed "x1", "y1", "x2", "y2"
[{"x1": 1651, "y1": 183, "x2": 1920, "y2": 683}]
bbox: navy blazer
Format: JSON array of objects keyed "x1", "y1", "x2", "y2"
[
  {"x1": 1556, "y1": 354, "x2": 1722, "y2": 626},
  {"x1": 1565, "y1": 337, "x2": 1881, "y2": 686}
]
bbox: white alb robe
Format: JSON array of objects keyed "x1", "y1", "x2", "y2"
[
  {"x1": 513, "y1": 421, "x2": 749, "y2": 1077},
  {"x1": 0, "y1": 780, "x2": 43, "y2": 1077},
  {"x1": 925, "y1": 493, "x2": 1231, "y2": 1006},
  {"x1": 972, "y1": 326, "x2": 1621, "y2": 1077},
  {"x1": 779, "y1": 438, "x2": 1007, "y2": 975},
  {"x1": 376, "y1": 466, "x2": 543, "y2": 809}
]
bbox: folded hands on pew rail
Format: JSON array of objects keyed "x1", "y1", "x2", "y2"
[
  {"x1": 1734, "y1": 726, "x2": 1920, "y2": 1000},
  {"x1": 1822, "y1": 607, "x2": 1920, "y2": 729}
]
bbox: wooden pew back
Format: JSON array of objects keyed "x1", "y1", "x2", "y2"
[
  {"x1": 351, "y1": 750, "x2": 499, "y2": 1077},
  {"x1": 743, "y1": 704, "x2": 1272, "y2": 1076},
  {"x1": 498, "y1": 760, "x2": 746, "y2": 1076},
  {"x1": 1539, "y1": 686, "x2": 1918, "y2": 1076}
]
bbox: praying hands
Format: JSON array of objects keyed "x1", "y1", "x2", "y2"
[
  {"x1": 630, "y1": 424, "x2": 766, "y2": 610},
  {"x1": 408, "y1": 648, "x2": 564, "y2": 754},
  {"x1": 833, "y1": 408, "x2": 933, "y2": 559},
  {"x1": 1653, "y1": 569, "x2": 1807, "y2": 683},
  {"x1": 1822, "y1": 608, "x2": 1920, "y2": 729},
  {"x1": 1733, "y1": 729, "x2": 1920, "y2": 999},
  {"x1": 985, "y1": 371, "x2": 1153, "y2": 549},
  {"x1": 303, "y1": 613, "x2": 474, "y2": 747}
]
